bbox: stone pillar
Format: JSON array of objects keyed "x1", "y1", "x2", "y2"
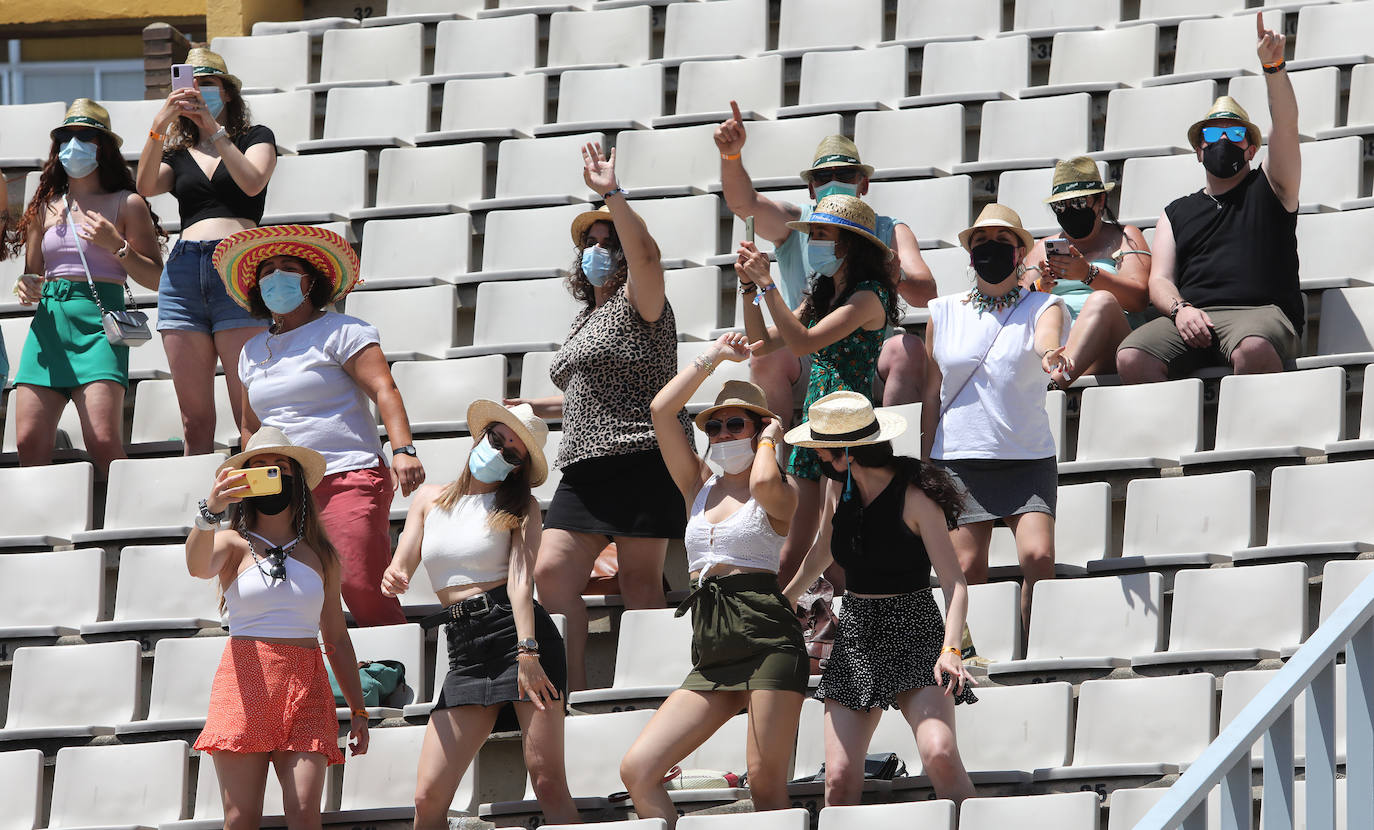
[
  {"x1": 206, "y1": 0, "x2": 305, "y2": 39},
  {"x1": 142, "y1": 22, "x2": 195, "y2": 101}
]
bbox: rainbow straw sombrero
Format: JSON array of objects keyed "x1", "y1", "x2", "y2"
[{"x1": 213, "y1": 225, "x2": 360, "y2": 311}]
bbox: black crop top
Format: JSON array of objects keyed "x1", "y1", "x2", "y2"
[
  {"x1": 164, "y1": 124, "x2": 276, "y2": 228},
  {"x1": 829, "y1": 468, "x2": 932, "y2": 594}
]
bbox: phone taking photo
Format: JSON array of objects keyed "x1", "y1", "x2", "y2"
[
  {"x1": 1044, "y1": 238, "x2": 1072, "y2": 257},
  {"x1": 744, "y1": 216, "x2": 755, "y2": 244},
  {"x1": 171, "y1": 63, "x2": 195, "y2": 92},
  {"x1": 236, "y1": 466, "x2": 282, "y2": 497}
]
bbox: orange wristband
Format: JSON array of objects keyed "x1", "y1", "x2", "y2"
[
  {"x1": 720, "y1": 152, "x2": 741, "y2": 161},
  {"x1": 351, "y1": 707, "x2": 369, "y2": 719},
  {"x1": 149, "y1": 129, "x2": 165, "y2": 142}
]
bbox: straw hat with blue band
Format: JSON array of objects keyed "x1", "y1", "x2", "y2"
[
  {"x1": 785, "y1": 194, "x2": 893, "y2": 261},
  {"x1": 1187, "y1": 95, "x2": 1262, "y2": 150},
  {"x1": 212, "y1": 225, "x2": 361, "y2": 312},
  {"x1": 800, "y1": 135, "x2": 874, "y2": 182},
  {"x1": 785, "y1": 390, "x2": 907, "y2": 449},
  {"x1": 50, "y1": 99, "x2": 123, "y2": 149},
  {"x1": 185, "y1": 47, "x2": 242, "y2": 94},
  {"x1": 1043, "y1": 156, "x2": 1115, "y2": 204}
]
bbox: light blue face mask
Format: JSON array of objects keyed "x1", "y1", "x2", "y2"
[
  {"x1": 581, "y1": 244, "x2": 615, "y2": 286},
  {"x1": 200, "y1": 85, "x2": 225, "y2": 119},
  {"x1": 58, "y1": 138, "x2": 99, "y2": 180},
  {"x1": 468, "y1": 436, "x2": 518, "y2": 483},
  {"x1": 814, "y1": 180, "x2": 859, "y2": 203},
  {"x1": 258, "y1": 270, "x2": 307, "y2": 315},
  {"x1": 806, "y1": 240, "x2": 843, "y2": 277}
]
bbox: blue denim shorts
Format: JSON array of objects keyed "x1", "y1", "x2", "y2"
[{"x1": 156, "y1": 239, "x2": 264, "y2": 334}]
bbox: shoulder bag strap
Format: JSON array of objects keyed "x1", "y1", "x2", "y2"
[
  {"x1": 64, "y1": 199, "x2": 138, "y2": 312},
  {"x1": 937, "y1": 291, "x2": 1031, "y2": 421}
]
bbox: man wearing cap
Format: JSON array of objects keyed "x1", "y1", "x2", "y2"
[
  {"x1": 714, "y1": 103, "x2": 937, "y2": 422},
  {"x1": 1117, "y1": 14, "x2": 1301, "y2": 383}
]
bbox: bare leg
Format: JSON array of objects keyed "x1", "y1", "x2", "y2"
[
  {"x1": 1230, "y1": 335, "x2": 1284, "y2": 375},
  {"x1": 514, "y1": 700, "x2": 581, "y2": 824},
  {"x1": 876, "y1": 333, "x2": 927, "y2": 406},
  {"x1": 533, "y1": 528, "x2": 605, "y2": 690},
  {"x1": 270, "y1": 750, "x2": 328, "y2": 830},
  {"x1": 162, "y1": 329, "x2": 220, "y2": 454},
  {"x1": 1116, "y1": 346, "x2": 1169, "y2": 384},
  {"x1": 1005, "y1": 511, "x2": 1056, "y2": 635},
  {"x1": 1056, "y1": 293, "x2": 1131, "y2": 387},
  {"x1": 620, "y1": 689, "x2": 745, "y2": 827},
  {"x1": 821, "y1": 700, "x2": 881, "y2": 807},
  {"x1": 215, "y1": 325, "x2": 268, "y2": 448},
  {"x1": 949, "y1": 521, "x2": 994, "y2": 586},
  {"x1": 898, "y1": 686, "x2": 975, "y2": 804},
  {"x1": 748, "y1": 349, "x2": 801, "y2": 429},
  {"x1": 744, "y1": 689, "x2": 805, "y2": 812},
  {"x1": 69, "y1": 379, "x2": 126, "y2": 479},
  {"x1": 777, "y1": 476, "x2": 820, "y2": 589},
  {"x1": 613, "y1": 535, "x2": 669, "y2": 611},
  {"x1": 13, "y1": 383, "x2": 66, "y2": 467},
  {"x1": 413, "y1": 705, "x2": 502, "y2": 830},
  {"x1": 212, "y1": 751, "x2": 272, "y2": 830}
]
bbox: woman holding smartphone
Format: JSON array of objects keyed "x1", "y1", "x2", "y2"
[
  {"x1": 187, "y1": 427, "x2": 369, "y2": 829},
  {"x1": 380, "y1": 401, "x2": 577, "y2": 829},
  {"x1": 137, "y1": 47, "x2": 276, "y2": 453}
]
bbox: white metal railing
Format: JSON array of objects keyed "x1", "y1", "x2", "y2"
[{"x1": 1136, "y1": 571, "x2": 1374, "y2": 829}]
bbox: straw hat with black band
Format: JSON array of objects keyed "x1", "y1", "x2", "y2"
[
  {"x1": 213, "y1": 225, "x2": 361, "y2": 312},
  {"x1": 50, "y1": 99, "x2": 123, "y2": 149},
  {"x1": 1043, "y1": 157, "x2": 1115, "y2": 204},
  {"x1": 1187, "y1": 96, "x2": 1262, "y2": 150},
  {"x1": 957, "y1": 204, "x2": 1034, "y2": 253},
  {"x1": 785, "y1": 194, "x2": 893, "y2": 261},
  {"x1": 185, "y1": 47, "x2": 242, "y2": 95},
  {"x1": 694, "y1": 380, "x2": 778, "y2": 432},
  {"x1": 570, "y1": 205, "x2": 613, "y2": 246},
  {"x1": 785, "y1": 391, "x2": 907, "y2": 449},
  {"x1": 466, "y1": 400, "x2": 551, "y2": 487},
  {"x1": 219, "y1": 426, "x2": 327, "y2": 489},
  {"x1": 800, "y1": 135, "x2": 874, "y2": 182}
]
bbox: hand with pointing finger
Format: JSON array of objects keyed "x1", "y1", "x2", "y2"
[
  {"x1": 1256, "y1": 12, "x2": 1285, "y2": 66},
  {"x1": 714, "y1": 100, "x2": 748, "y2": 158}
]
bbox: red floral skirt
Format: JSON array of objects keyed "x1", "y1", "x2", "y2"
[{"x1": 194, "y1": 638, "x2": 344, "y2": 765}]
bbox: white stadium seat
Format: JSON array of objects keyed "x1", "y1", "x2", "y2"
[
  {"x1": 0, "y1": 463, "x2": 94, "y2": 549},
  {"x1": 1092, "y1": 80, "x2": 1219, "y2": 161},
  {"x1": 419, "y1": 73, "x2": 547, "y2": 143},
  {"x1": 463, "y1": 203, "x2": 587, "y2": 283},
  {"x1": 0, "y1": 102, "x2": 68, "y2": 167},
  {"x1": 342, "y1": 283, "x2": 458, "y2": 361},
  {"x1": 354, "y1": 145, "x2": 486, "y2": 220},
  {"x1": 261, "y1": 150, "x2": 369, "y2": 224},
  {"x1": 297, "y1": 82, "x2": 431, "y2": 152},
  {"x1": 657, "y1": 0, "x2": 768, "y2": 67},
  {"x1": 390, "y1": 356, "x2": 508, "y2": 433},
  {"x1": 241, "y1": 89, "x2": 315, "y2": 153},
  {"x1": 678, "y1": 810, "x2": 810, "y2": 830},
  {"x1": 421, "y1": 14, "x2": 539, "y2": 82},
  {"x1": 80, "y1": 544, "x2": 220, "y2": 635},
  {"x1": 961, "y1": 792, "x2": 1100, "y2": 830},
  {"x1": 1180, "y1": 368, "x2": 1345, "y2": 466},
  {"x1": 363, "y1": 0, "x2": 485, "y2": 28},
  {"x1": 656, "y1": 55, "x2": 784, "y2": 127},
  {"x1": 864, "y1": 176, "x2": 973, "y2": 249},
  {"x1": 1059, "y1": 379, "x2": 1203, "y2": 474},
  {"x1": 0, "y1": 548, "x2": 104, "y2": 639},
  {"x1": 48, "y1": 741, "x2": 187, "y2": 829},
  {"x1": 954, "y1": 93, "x2": 1092, "y2": 174},
  {"x1": 0, "y1": 749, "x2": 42, "y2": 830},
  {"x1": 1022, "y1": 25, "x2": 1158, "y2": 99},
  {"x1": 449, "y1": 277, "x2": 582, "y2": 359},
  {"x1": 819, "y1": 801, "x2": 955, "y2": 830},
  {"x1": 536, "y1": 64, "x2": 664, "y2": 135},
  {"x1": 854, "y1": 105, "x2": 964, "y2": 179},
  {"x1": 1010, "y1": 0, "x2": 1121, "y2": 38},
  {"x1": 543, "y1": 5, "x2": 650, "y2": 73},
  {"x1": 1145, "y1": 11, "x2": 1284, "y2": 87},
  {"x1": 778, "y1": 46, "x2": 908, "y2": 118},
  {"x1": 891, "y1": 0, "x2": 1000, "y2": 48},
  {"x1": 770, "y1": 0, "x2": 882, "y2": 58},
  {"x1": 305, "y1": 23, "x2": 424, "y2": 91},
  {"x1": 995, "y1": 161, "x2": 1111, "y2": 238},
  {"x1": 0, "y1": 641, "x2": 141, "y2": 742},
  {"x1": 1235, "y1": 458, "x2": 1374, "y2": 564},
  {"x1": 331, "y1": 724, "x2": 479, "y2": 819},
  {"x1": 357, "y1": 213, "x2": 473, "y2": 289},
  {"x1": 1227, "y1": 67, "x2": 1339, "y2": 140},
  {"x1": 130, "y1": 378, "x2": 237, "y2": 453},
  {"x1": 1134, "y1": 0, "x2": 1241, "y2": 27},
  {"x1": 115, "y1": 635, "x2": 227, "y2": 736},
  {"x1": 210, "y1": 31, "x2": 311, "y2": 93},
  {"x1": 1094, "y1": 470, "x2": 1253, "y2": 574},
  {"x1": 902, "y1": 36, "x2": 1030, "y2": 108},
  {"x1": 1289, "y1": 2, "x2": 1374, "y2": 71},
  {"x1": 472, "y1": 132, "x2": 604, "y2": 211},
  {"x1": 568, "y1": 608, "x2": 693, "y2": 705}
]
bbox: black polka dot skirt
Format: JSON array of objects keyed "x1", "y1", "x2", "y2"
[{"x1": 816, "y1": 590, "x2": 978, "y2": 711}]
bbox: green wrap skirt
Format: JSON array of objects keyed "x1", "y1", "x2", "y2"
[
  {"x1": 674, "y1": 571, "x2": 809, "y2": 693},
  {"x1": 14, "y1": 279, "x2": 129, "y2": 393}
]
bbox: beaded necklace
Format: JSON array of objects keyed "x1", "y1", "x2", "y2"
[{"x1": 965, "y1": 284, "x2": 1022, "y2": 316}]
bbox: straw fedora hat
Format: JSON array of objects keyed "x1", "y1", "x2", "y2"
[
  {"x1": 219, "y1": 426, "x2": 327, "y2": 489},
  {"x1": 785, "y1": 390, "x2": 907, "y2": 449},
  {"x1": 466, "y1": 400, "x2": 551, "y2": 487},
  {"x1": 213, "y1": 225, "x2": 361, "y2": 312},
  {"x1": 570, "y1": 205, "x2": 613, "y2": 246},
  {"x1": 186, "y1": 47, "x2": 242, "y2": 93},
  {"x1": 694, "y1": 380, "x2": 778, "y2": 432},
  {"x1": 1186, "y1": 95, "x2": 1262, "y2": 150},
  {"x1": 958, "y1": 204, "x2": 1034, "y2": 253},
  {"x1": 800, "y1": 135, "x2": 874, "y2": 182},
  {"x1": 1043, "y1": 157, "x2": 1115, "y2": 204},
  {"x1": 785, "y1": 194, "x2": 893, "y2": 260},
  {"x1": 50, "y1": 99, "x2": 123, "y2": 149}
]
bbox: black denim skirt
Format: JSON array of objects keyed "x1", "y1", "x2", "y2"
[{"x1": 434, "y1": 584, "x2": 568, "y2": 713}]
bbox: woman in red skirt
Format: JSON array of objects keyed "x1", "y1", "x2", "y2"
[{"x1": 187, "y1": 426, "x2": 370, "y2": 829}]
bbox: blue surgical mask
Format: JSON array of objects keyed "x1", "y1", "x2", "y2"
[
  {"x1": 815, "y1": 181, "x2": 858, "y2": 202},
  {"x1": 58, "y1": 138, "x2": 99, "y2": 180},
  {"x1": 258, "y1": 270, "x2": 307, "y2": 315},
  {"x1": 468, "y1": 436, "x2": 517, "y2": 483},
  {"x1": 806, "y1": 240, "x2": 843, "y2": 277},
  {"x1": 200, "y1": 85, "x2": 225, "y2": 119},
  {"x1": 581, "y1": 244, "x2": 614, "y2": 286}
]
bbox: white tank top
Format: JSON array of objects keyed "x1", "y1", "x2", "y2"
[
  {"x1": 223, "y1": 551, "x2": 324, "y2": 639},
  {"x1": 684, "y1": 476, "x2": 785, "y2": 580},
  {"x1": 420, "y1": 493, "x2": 511, "y2": 589}
]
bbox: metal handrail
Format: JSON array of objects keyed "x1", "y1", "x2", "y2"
[{"x1": 1135, "y1": 571, "x2": 1374, "y2": 829}]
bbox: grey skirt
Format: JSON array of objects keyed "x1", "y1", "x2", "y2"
[{"x1": 936, "y1": 456, "x2": 1058, "y2": 525}]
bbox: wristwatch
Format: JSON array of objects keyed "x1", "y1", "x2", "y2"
[
  {"x1": 516, "y1": 638, "x2": 540, "y2": 656},
  {"x1": 602, "y1": 186, "x2": 629, "y2": 201},
  {"x1": 392, "y1": 445, "x2": 418, "y2": 458}
]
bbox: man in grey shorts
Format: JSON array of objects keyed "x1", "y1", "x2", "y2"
[{"x1": 1117, "y1": 14, "x2": 1302, "y2": 382}]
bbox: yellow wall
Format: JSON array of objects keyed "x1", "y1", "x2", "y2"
[
  {"x1": 207, "y1": 0, "x2": 304, "y2": 39},
  {"x1": 22, "y1": 35, "x2": 144, "y2": 61},
  {"x1": 0, "y1": 0, "x2": 204, "y2": 25}
]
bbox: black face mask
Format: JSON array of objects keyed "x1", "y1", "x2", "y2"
[
  {"x1": 251, "y1": 475, "x2": 295, "y2": 516},
  {"x1": 818, "y1": 458, "x2": 847, "y2": 482},
  {"x1": 1055, "y1": 206, "x2": 1098, "y2": 240},
  {"x1": 970, "y1": 240, "x2": 1017, "y2": 283},
  {"x1": 1202, "y1": 141, "x2": 1248, "y2": 179}
]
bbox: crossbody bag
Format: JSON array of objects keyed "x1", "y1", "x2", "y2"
[{"x1": 65, "y1": 201, "x2": 151, "y2": 347}]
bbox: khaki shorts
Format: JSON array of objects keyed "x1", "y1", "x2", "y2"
[{"x1": 1117, "y1": 304, "x2": 1300, "y2": 376}]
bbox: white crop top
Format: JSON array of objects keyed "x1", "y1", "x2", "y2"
[
  {"x1": 420, "y1": 493, "x2": 512, "y2": 589},
  {"x1": 223, "y1": 552, "x2": 324, "y2": 639},
  {"x1": 684, "y1": 476, "x2": 785, "y2": 580}
]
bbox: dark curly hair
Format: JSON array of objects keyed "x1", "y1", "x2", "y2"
[
  {"x1": 0, "y1": 200, "x2": 15, "y2": 261},
  {"x1": 843, "y1": 441, "x2": 966, "y2": 530},
  {"x1": 798, "y1": 228, "x2": 900, "y2": 328},
  {"x1": 164, "y1": 78, "x2": 253, "y2": 152},
  {"x1": 249, "y1": 256, "x2": 335, "y2": 320}
]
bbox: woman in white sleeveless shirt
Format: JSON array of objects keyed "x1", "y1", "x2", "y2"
[
  {"x1": 379, "y1": 401, "x2": 576, "y2": 829},
  {"x1": 619, "y1": 332, "x2": 808, "y2": 828}
]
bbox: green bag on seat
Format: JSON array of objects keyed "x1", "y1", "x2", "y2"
[{"x1": 327, "y1": 659, "x2": 406, "y2": 707}]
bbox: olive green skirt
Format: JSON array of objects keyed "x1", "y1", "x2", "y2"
[
  {"x1": 674, "y1": 571, "x2": 809, "y2": 693},
  {"x1": 13, "y1": 279, "x2": 129, "y2": 393}
]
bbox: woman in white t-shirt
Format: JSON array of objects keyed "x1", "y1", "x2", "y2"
[
  {"x1": 213, "y1": 225, "x2": 426, "y2": 627},
  {"x1": 919, "y1": 205, "x2": 1071, "y2": 634}
]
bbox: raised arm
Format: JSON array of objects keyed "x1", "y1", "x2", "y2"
[
  {"x1": 715, "y1": 100, "x2": 803, "y2": 246},
  {"x1": 344, "y1": 343, "x2": 426, "y2": 495},
  {"x1": 185, "y1": 467, "x2": 250, "y2": 579},
  {"x1": 1256, "y1": 13, "x2": 1299, "y2": 211},
  {"x1": 749, "y1": 418, "x2": 796, "y2": 530},
  {"x1": 909, "y1": 486, "x2": 974, "y2": 697},
  {"x1": 507, "y1": 499, "x2": 558, "y2": 709},
  {"x1": 182, "y1": 88, "x2": 277, "y2": 197},
  {"x1": 136, "y1": 90, "x2": 192, "y2": 197},
  {"x1": 582, "y1": 142, "x2": 666, "y2": 321},
  {"x1": 748, "y1": 257, "x2": 887, "y2": 358},
  {"x1": 651, "y1": 333, "x2": 754, "y2": 497}
]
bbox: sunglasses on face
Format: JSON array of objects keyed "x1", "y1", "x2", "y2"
[
  {"x1": 810, "y1": 168, "x2": 861, "y2": 185},
  {"x1": 1050, "y1": 196, "x2": 1095, "y2": 214},
  {"x1": 1201, "y1": 126, "x2": 1249, "y2": 144},
  {"x1": 56, "y1": 128, "x2": 101, "y2": 143},
  {"x1": 487, "y1": 430, "x2": 527, "y2": 466},
  {"x1": 704, "y1": 416, "x2": 754, "y2": 438}
]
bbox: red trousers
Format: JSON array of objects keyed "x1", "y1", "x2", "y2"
[{"x1": 314, "y1": 463, "x2": 405, "y2": 626}]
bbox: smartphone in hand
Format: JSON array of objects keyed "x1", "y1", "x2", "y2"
[{"x1": 171, "y1": 64, "x2": 196, "y2": 91}]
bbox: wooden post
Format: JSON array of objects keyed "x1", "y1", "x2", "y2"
[{"x1": 142, "y1": 22, "x2": 196, "y2": 101}]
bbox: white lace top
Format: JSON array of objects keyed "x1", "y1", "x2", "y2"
[{"x1": 684, "y1": 476, "x2": 785, "y2": 579}]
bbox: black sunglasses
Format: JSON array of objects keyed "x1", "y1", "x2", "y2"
[
  {"x1": 704, "y1": 416, "x2": 754, "y2": 438},
  {"x1": 488, "y1": 430, "x2": 527, "y2": 466},
  {"x1": 55, "y1": 128, "x2": 102, "y2": 143},
  {"x1": 1050, "y1": 196, "x2": 1096, "y2": 214},
  {"x1": 810, "y1": 168, "x2": 862, "y2": 185}
]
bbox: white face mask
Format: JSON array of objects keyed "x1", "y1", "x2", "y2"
[{"x1": 707, "y1": 437, "x2": 756, "y2": 476}]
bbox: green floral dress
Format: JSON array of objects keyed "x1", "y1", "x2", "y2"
[{"x1": 787, "y1": 279, "x2": 892, "y2": 481}]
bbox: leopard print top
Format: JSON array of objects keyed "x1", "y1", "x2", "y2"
[{"x1": 550, "y1": 286, "x2": 692, "y2": 469}]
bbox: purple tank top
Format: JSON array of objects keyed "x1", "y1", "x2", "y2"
[{"x1": 41, "y1": 195, "x2": 128, "y2": 281}]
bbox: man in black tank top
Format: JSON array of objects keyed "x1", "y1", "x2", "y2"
[{"x1": 1117, "y1": 14, "x2": 1302, "y2": 383}]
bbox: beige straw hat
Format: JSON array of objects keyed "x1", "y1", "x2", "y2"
[
  {"x1": 1186, "y1": 95, "x2": 1262, "y2": 150},
  {"x1": 218, "y1": 427, "x2": 327, "y2": 489},
  {"x1": 570, "y1": 205, "x2": 613, "y2": 246},
  {"x1": 785, "y1": 391, "x2": 907, "y2": 449},
  {"x1": 50, "y1": 99, "x2": 123, "y2": 149},
  {"x1": 800, "y1": 135, "x2": 875, "y2": 182},
  {"x1": 466, "y1": 400, "x2": 551, "y2": 487},
  {"x1": 957, "y1": 204, "x2": 1034, "y2": 253},
  {"x1": 694, "y1": 380, "x2": 778, "y2": 431},
  {"x1": 785, "y1": 194, "x2": 893, "y2": 260},
  {"x1": 1043, "y1": 157, "x2": 1115, "y2": 204},
  {"x1": 185, "y1": 47, "x2": 242, "y2": 93}
]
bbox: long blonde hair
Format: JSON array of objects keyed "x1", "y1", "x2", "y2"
[{"x1": 434, "y1": 426, "x2": 534, "y2": 533}]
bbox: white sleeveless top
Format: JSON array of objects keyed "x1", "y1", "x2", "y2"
[
  {"x1": 684, "y1": 476, "x2": 785, "y2": 579},
  {"x1": 420, "y1": 493, "x2": 511, "y2": 589},
  {"x1": 223, "y1": 553, "x2": 324, "y2": 639}
]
